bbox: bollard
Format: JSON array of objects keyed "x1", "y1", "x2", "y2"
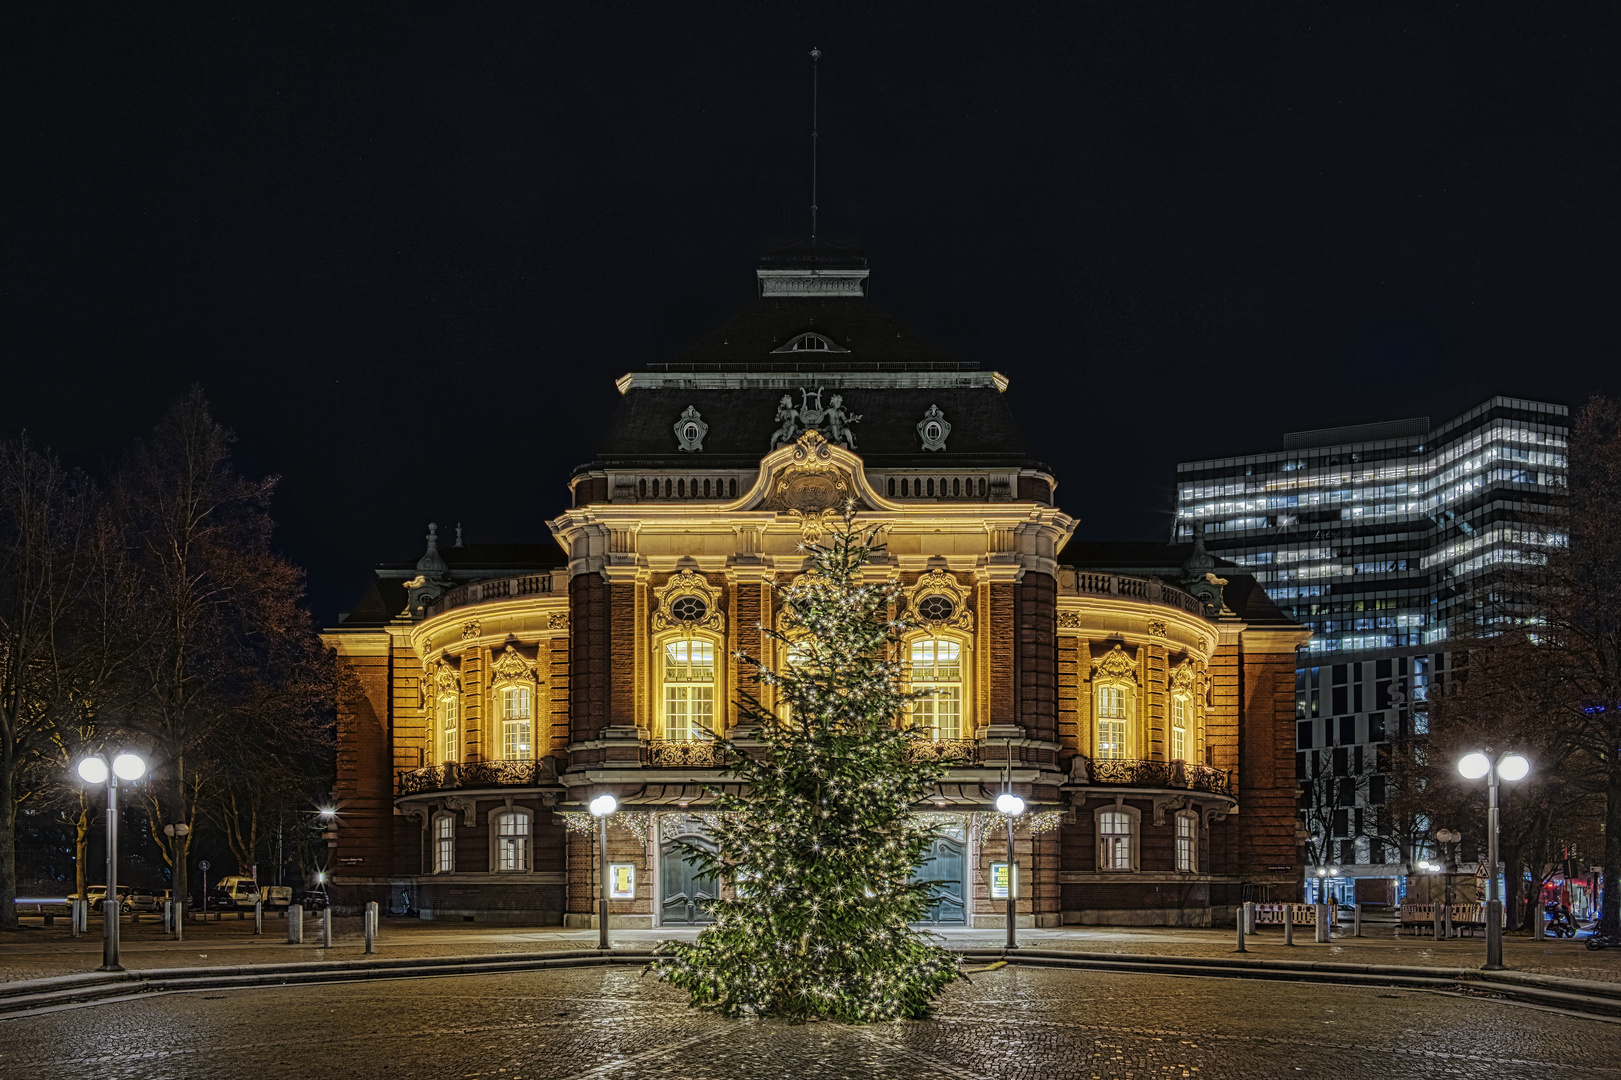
[
  {"x1": 1443, "y1": 904, "x2": 1453, "y2": 940},
  {"x1": 1236, "y1": 906, "x2": 1247, "y2": 953},
  {"x1": 1432, "y1": 903, "x2": 1442, "y2": 940},
  {"x1": 1353, "y1": 903, "x2": 1362, "y2": 938},
  {"x1": 364, "y1": 901, "x2": 378, "y2": 954},
  {"x1": 254, "y1": 900, "x2": 263, "y2": 936},
  {"x1": 1284, "y1": 905, "x2": 1295, "y2": 946},
  {"x1": 72, "y1": 899, "x2": 84, "y2": 937},
  {"x1": 321, "y1": 905, "x2": 333, "y2": 948},
  {"x1": 1315, "y1": 902, "x2": 1331, "y2": 943},
  {"x1": 288, "y1": 903, "x2": 304, "y2": 944},
  {"x1": 1537, "y1": 907, "x2": 1547, "y2": 940}
]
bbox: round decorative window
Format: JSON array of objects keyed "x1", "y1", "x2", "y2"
[
  {"x1": 924, "y1": 421, "x2": 943, "y2": 441},
  {"x1": 917, "y1": 595, "x2": 956, "y2": 623},
  {"x1": 671, "y1": 595, "x2": 708, "y2": 623}
]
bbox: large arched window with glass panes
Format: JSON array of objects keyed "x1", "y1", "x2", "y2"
[
  {"x1": 1169, "y1": 692, "x2": 1191, "y2": 763},
  {"x1": 1089, "y1": 645, "x2": 1139, "y2": 761},
  {"x1": 907, "y1": 636, "x2": 967, "y2": 740},
  {"x1": 437, "y1": 695, "x2": 459, "y2": 764},
  {"x1": 488, "y1": 646, "x2": 539, "y2": 762},
  {"x1": 659, "y1": 636, "x2": 718, "y2": 740}
]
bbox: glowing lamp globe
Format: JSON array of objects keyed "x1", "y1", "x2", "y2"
[
  {"x1": 1457, "y1": 752, "x2": 1491, "y2": 780},
  {"x1": 590, "y1": 794, "x2": 618, "y2": 817},
  {"x1": 112, "y1": 753, "x2": 146, "y2": 781},
  {"x1": 995, "y1": 793, "x2": 1025, "y2": 816},
  {"x1": 77, "y1": 757, "x2": 109, "y2": 784},
  {"x1": 1497, "y1": 754, "x2": 1530, "y2": 782}
]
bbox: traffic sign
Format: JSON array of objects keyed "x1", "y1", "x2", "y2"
[{"x1": 199, "y1": 860, "x2": 211, "y2": 870}]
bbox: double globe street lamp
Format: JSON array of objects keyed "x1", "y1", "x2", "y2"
[
  {"x1": 75, "y1": 751, "x2": 148, "y2": 972},
  {"x1": 1457, "y1": 749, "x2": 1530, "y2": 970},
  {"x1": 589, "y1": 793, "x2": 618, "y2": 950}
]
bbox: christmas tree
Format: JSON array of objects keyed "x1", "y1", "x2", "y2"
[{"x1": 650, "y1": 514, "x2": 962, "y2": 1022}]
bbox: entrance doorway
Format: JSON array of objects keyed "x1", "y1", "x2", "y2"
[
  {"x1": 912, "y1": 835, "x2": 967, "y2": 925},
  {"x1": 659, "y1": 817, "x2": 717, "y2": 925}
]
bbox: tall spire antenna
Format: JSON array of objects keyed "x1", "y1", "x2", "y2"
[{"x1": 809, "y1": 46, "x2": 821, "y2": 241}]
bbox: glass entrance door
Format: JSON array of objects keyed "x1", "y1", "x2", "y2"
[
  {"x1": 659, "y1": 822, "x2": 717, "y2": 926},
  {"x1": 912, "y1": 835, "x2": 967, "y2": 925}
]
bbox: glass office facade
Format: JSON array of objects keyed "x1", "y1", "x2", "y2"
[{"x1": 1173, "y1": 397, "x2": 1568, "y2": 889}]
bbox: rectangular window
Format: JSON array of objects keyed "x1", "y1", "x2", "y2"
[
  {"x1": 1296, "y1": 721, "x2": 1313, "y2": 750},
  {"x1": 1367, "y1": 712, "x2": 1386, "y2": 742},
  {"x1": 1369, "y1": 775, "x2": 1386, "y2": 804},
  {"x1": 495, "y1": 812, "x2": 529, "y2": 872},
  {"x1": 663, "y1": 640, "x2": 716, "y2": 739},
  {"x1": 434, "y1": 815, "x2": 454, "y2": 874},
  {"x1": 1175, "y1": 815, "x2": 1197, "y2": 872},
  {"x1": 1170, "y1": 697, "x2": 1188, "y2": 761},
  {"x1": 1096, "y1": 686, "x2": 1127, "y2": 760},
  {"x1": 501, "y1": 685, "x2": 533, "y2": 759},
  {"x1": 1099, "y1": 809, "x2": 1133, "y2": 870},
  {"x1": 440, "y1": 698, "x2": 459, "y2": 764}
]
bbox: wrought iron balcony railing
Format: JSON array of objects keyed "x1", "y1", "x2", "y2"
[
  {"x1": 397, "y1": 760, "x2": 546, "y2": 796},
  {"x1": 645, "y1": 739, "x2": 726, "y2": 768},
  {"x1": 1085, "y1": 758, "x2": 1233, "y2": 796},
  {"x1": 903, "y1": 738, "x2": 979, "y2": 765}
]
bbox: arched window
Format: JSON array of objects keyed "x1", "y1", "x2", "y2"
[
  {"x1": 952, "y1": 477, "x2": 961, "y2": 497},
  {"x1": 500, "y1": 684, "x2": 532, "y2": 761},
  {"x1": 661, "y1": 638, "x2": 717, "y2": 739},
  {"x1": 438, "y1": 696, "x2": 459, "y2": 764},
  {"x1": 1175, "y1": 811, "x2": 1199, "y2": 873},
  {"x1": 1169, "y1": 694, "x2": 1190, "y2": 762},
  {"x1": 901, "y1": 478, "x2": 910, "y2": 497},
  {"x1": 1097, "y1": 806, "x2": 1138, "y2": 871},
  {"x1": 888, "y1": 477, "x2": 896, "y2": 496},
  {"x1": 492, "y1": 808, "x2": 531, "y2": 872},
  {"x1": 908, "y1": 637, "x2": 964, "y2": 739},
  {"x1": 639, "y1": 478, "x2": 647, "y2": 498},
  {"x1": 678, "y1": 478, "x2": 686, "y2": 498},
  {"x1": 665, "y1": 478, "x2": 672, "y2": 498},
  {"x1": 729, "y1": 478, "x2": 738, "y2": 497},
  {"x1": 703, "y1": 478, "x2": 711, "y2": 497},
  {"x1": 432, "y1": 812, "x2": 455, "y2": 874},
  {"x1": 977, "y1": 477, "x2": 987, "y2": 497},
  {"x1": 927, "y1": 477, "x2": 935, "y2": 497}
]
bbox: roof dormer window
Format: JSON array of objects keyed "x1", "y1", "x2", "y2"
[{"x1": 772, "y1": 331, "x2": 850, "y2": 355}]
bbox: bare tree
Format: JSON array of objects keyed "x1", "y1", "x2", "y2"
[{"x1": 114, "y1": 389, "x2": 338, "y2": 927}]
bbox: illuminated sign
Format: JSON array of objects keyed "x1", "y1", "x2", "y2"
[{"x1": 609, "y1": 863, "x2": 635, "y2": 899}]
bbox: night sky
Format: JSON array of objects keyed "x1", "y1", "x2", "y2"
[{"x1": 9, "y1": 4, "x2": 1619, "y2": 624}]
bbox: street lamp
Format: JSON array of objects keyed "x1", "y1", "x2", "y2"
[
  {"x1": 1457, "y1": 750, "x2": 1530, "y2": 970},
  {"x1": 995, "y1": 792, "x2": 1025, "y2": 949},
  {"x1": 589, "y1": 793, "x2": 617, "y2": 950},
  {"x1": 75, "y1": 751, "x2": 146, "y2": 971}
]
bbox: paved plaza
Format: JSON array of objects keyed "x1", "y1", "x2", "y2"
[
  {"x1": 2, "y1": 916, "x2": 1617, "y2": 985},
  {"x1": 0, "y1": 961, "x2": 1614, "y2": 1080}
]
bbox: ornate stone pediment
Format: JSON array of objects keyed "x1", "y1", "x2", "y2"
[
  {"x1": 1090, "y1": 644, "x2": 1138, "y2": 683},
  {"x1": 907, "y1": 568, "x2": 973, "y2": 632},
  {"x1": 490, "y1": 645, "x2": 537, "y2": 685},
  {"x1": 653, "y1": 568, "x2": 725, "y2": 635},
  {"x1": 763, "y1": 431, "x2": 857, "y2": 514},
  {"x1": 1168, "y1": 658, "x2": 1210, "y2": 703},
  {"x1": 427, "y1": 658, "x2": 460, "y2": 697}
]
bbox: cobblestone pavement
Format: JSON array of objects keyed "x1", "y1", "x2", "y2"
[
  {"x1": 1, "y1": 962, "x2": 1616, "y2": 1079},
  {"x1": 4, "y1": 917, "x2": 1617, "y2": 986}
]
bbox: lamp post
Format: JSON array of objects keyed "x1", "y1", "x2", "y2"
[
  {"x1": 995, "y1": 792, "x2": 1025, "y2": 949},
  {"x1": 1457, "y1": 750, "x2": 1530, "y2": 970},
  {"x1": 589, "y1": 793, "x2": 617, "y2": 950},
  {"x1": 75, "y1": 751, "x2": 147, "y2": 972}
]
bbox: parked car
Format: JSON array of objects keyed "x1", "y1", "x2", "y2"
[
  {"x1": 74, "y1": 886, "x2": 133, "y2": 914},
  {"x1": 257, "y1": 885, "x2": 293, "y2": 909},
  {"x1": 128, "y1": 889, "x2": 170, "y2": 914},
  {"x1": 291, "y1": 888, "x2": 330, "y2": 912},
  {"x1": 210, "y1": 876, "x2": 262, "y2": 910}
]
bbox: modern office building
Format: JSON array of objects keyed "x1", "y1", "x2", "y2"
[
  {"x1": 1172, "y1": 397, "x2": 1569, "y2": 902},
  {"x1": 320, "y1": 241, "x2": 1309, "y2": 928}
]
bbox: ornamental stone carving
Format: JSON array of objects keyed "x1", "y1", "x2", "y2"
[
  {"x1": 489, "y1": 644, "x2": 537, "y2": 686},
  {"x1": 917, "y1": 404, "x2": 951, "y2": 451},
  {"x1": 1147, "y1": 619, "x2": 1168, "y2": 637},
  {"x1": 1090, "y1": 644, "x2": 1138, "y2": 683},
  {"x1": 548, "y1": 612, "x2": 569, "y2": 630},
  {"x1": 906, "y1": 568, "x2": 974, "y2": 632},
  {"x1": 653, "y1": 568, "x2": 725, "y2": 636},
  {"x1": 427, "y1": 658, "x2": 460, "y2": 696},
  {"x1": 673, "y1": 405, "x2": 709, "y2": 452},
  {"x1": 763, "y1": 432, "x2": 859, "y2": 522},
  {"x1": 769, "y1": 387, "x2": 861, "y2": 450},
  {"x1": 1057, "y1": 610, "x2": 1081, "y2": 629},
  {"x1": 461, "y1": 620, "x2": 481, "y2": 640}
]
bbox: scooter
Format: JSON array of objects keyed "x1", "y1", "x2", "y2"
[
  {"x1": 1585, "y1": 926, "x2": 1619, "y2": 950},
  {"x1": 1544, "y1": 903, "x2": 1577, "y2": 938}
]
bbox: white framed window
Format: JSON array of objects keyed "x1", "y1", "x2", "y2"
[
  {"x1": 432, "y1": 812, "x2": 455, "y2": 874},
  {"x1": 1175, "y1": 812, "x2": 1198, "y2": 872},
  {"x1": 1096, "y1": 685, "x2": 1128, "y2": 759},
  {"x1": 1170, "y1": 694, "x2": 1189, "y2": 762},
  {"x1": 909, "y1": 637, "x2": 964, "y2": 739},
  {"x1": 438, "y1": 697, "x2": 459, "y2": 764},
  {"x1": 492, "y1": 808, "x2": 531, "y2": 872},
  {"x1": 500, "y1": 684, "x2": 532, "y2": 761},
  {"x1": 661, "y1": 638, "x2": 716, "y2": 739},
  {"x1": 1096, "y1": 805, "x2": 1140, "y2": 871}
]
